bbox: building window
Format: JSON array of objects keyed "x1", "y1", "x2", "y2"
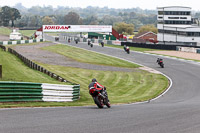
[
  {"x1": 158, "y1": 11, "x2": 163, "y2": 15},
  {"x1": 163, "y1": 11, "x2": 191, "y2": 16},
  {"x1": 168, "y1": 17, "x2": 179, "y2": 19}
]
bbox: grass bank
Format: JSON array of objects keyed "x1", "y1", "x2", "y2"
[
  {"x1": 41, "y1": 44, "x2": 140, "y2": 68},
  {"x1": 0, "y1": 43, "x2": 169, "y2": 108},
  {"x1": 0, "y1": 49, "x2": 67, "y2": 84}
]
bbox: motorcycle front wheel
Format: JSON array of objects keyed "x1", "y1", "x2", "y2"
[{"x1": 105, "y1": 98, "x2": 111, "y2": 108}]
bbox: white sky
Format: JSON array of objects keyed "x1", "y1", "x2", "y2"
[{"x1": 0, "y1": 0, "x2": 200, "y2": 11}]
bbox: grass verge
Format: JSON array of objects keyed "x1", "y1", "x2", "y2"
[
  {"x1": 0, "y1": 43, "x2": 169, "y2": 108},
  {"x1": 0, "y1": 63, "x2": 168, "y2": 108},
  {"x1": 41, "y1": 44, "x2": 140, "y2": 68},
  {"x1": 0, "y1": 27, "x2": 12, "y2": 35},
  {"x1": 0, "y1": 49, "x2": 68, "y2": 84}
]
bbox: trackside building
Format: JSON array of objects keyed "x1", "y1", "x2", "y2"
[{"x1": 157, "y1": 6, "x2": 200, "y2": 46}]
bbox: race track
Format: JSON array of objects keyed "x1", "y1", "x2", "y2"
[{"x1": 1, "y1": 35, "x2": 200, "y2": 133}]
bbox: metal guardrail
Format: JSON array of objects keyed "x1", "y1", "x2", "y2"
[
  {"x1": 0, "y1": 81, "x2": 80, "y2": 102},
  {"x1": 0, "y1": 81, "x2": 42, "y2": 102}
]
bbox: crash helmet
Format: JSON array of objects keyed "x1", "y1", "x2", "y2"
[{"x1": 92, "y1": 78, "x2": 97, "y2": 82}]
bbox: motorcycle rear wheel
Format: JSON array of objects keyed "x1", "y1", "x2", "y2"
[{"x1": 94, "y1": 96, "x2": 104, "y2": 108}]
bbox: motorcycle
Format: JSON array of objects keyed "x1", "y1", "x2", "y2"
[
  {"x1": 89, "y1": 87, "x2": 111, "y2": 108},
  {"x1": 100, "y1": 42, "x2": 104, "y2": 47},
  {"x1": 90, "y1": 43, "x2": 93, "y2": 47},
  {"x1": 55, "y1": 37, "x2": 59, "y2": 41},
  {"x1": 157, "y1": 59, "x2": 164, "y2": 68},
  {"x1": 75, "y1": 40, "x2": 78, "y2": 44},
  {"x1": 88, "y1": 40, "x2": 91, "y2": 45},
  {"x1": 124, "y1": 45, "x2": 130, "y2": 54},
  {"x1": 126, "y1": 47, "x2": 130, "y2": 54},
  {"x1": 88, "y1": 41, "x2": 93, "y2": 47}
]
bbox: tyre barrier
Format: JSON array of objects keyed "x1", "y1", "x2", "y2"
[{"x1": 0, "y1": 81, "x2": 80, "y2": 102}]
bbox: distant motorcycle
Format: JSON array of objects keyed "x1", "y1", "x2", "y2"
[
  {"x1": 88, "y1": 40, "x2": 91, "y2": 45},
  {"x1": 55, "y1": 37, "x2": 59, "y2": 41},
  {"x1": 88, "y1": 40, "x2": 93, "y2": 47},
  {"x1": 89, "y1": 87, "x2": 111, "y2": 108},
  {"x1": 100, "y1": 41, "x2": 104, "y2": 47},
  {"x1": 157, "y1": 58, "x2": 164, "y2": 68},
  {"x1": 90, "y1": 43, "x2": 93, "y2": 47},
  {"x1": 124, "y1": 46, "x2": 130, "y2": 54},
  {"x1": 126, "y1": 47, "x2": 130, "y2": 54},
  {"x1": 75, "y1": 40, "x2": 78, "y2": 44}
]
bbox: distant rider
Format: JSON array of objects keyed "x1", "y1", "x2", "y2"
[
  {"x1": 157, "y1": 58, "x2": 163, "y2": 64},
  {"x1": 124, "y1": 45, "x2": 127, "y2": 51}
]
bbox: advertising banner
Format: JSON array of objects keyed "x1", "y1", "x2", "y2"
[{"x1": 43, "y1": 25, "x2": 112, "y2": 32}]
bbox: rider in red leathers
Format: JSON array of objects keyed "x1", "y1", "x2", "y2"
[{"x1": 88, "y1": 78, "x2": 105, "y2": 93}]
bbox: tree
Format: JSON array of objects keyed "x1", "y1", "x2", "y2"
[
  {"x1": 64, "y1": 11, "x2": 82, "y2": 25},
  {"x1": 113, "y1": 22, "x2": 134, "y2": 35},
  {"x1": 0, "y1": 6, "x2": 11, "y2": 26},
  {"x1": 83, "y1": 15, "x2": 98, "y2": 25},
  {"x1": 42, "y1": 16, "x2": 54, "y2": 25},
  {"x1": 10, "y1": 8, "x2": 21, "y2": 27},
  {"x1": 138, "y1": 24, "x2": 158, "y2": 34},
  {"x1": 0, "y1": 6, "x2": 21, "y2": 27},
  {"x1": 99, "y1": 15, "x2": 123, "y2": 25}
]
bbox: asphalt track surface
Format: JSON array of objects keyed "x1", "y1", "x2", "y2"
[{"x1": 1, "y1": 35, "x2": 200, "y2": 133}]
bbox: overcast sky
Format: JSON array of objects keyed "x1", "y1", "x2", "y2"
[{"x1": 0, "y1": 0, "x2": 200, "y2": 11}]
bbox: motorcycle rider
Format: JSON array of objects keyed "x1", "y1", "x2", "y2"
[
  {"x1": 100, "y1": 41, "x2": 104, "y2": 47},
  {"x1": 88, "y1": 78, "x2": 105, "y2": 93},
  {"x1": 123, "y1": 45, "x2": 127, "y2": 51},
  {"x1": 75, "y1": 38, "x2": 78, "y2": 44},
  {"x1": 88, "y1": 78, "x2": 110, "y2": 108},
  {"x1": 157, "y1": 58, "x2": 163, "y2": 65}
]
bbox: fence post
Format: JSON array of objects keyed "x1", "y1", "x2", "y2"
[{"x1": 0, "y1": 65, "x2": 2, "y2": 78}]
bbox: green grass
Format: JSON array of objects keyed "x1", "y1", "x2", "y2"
[
  {"x1": 19, "y1": 30, "x2": 36, "y2": 37},
  {"x1": 41, "y1": 44, "x2": 140, "y2": 68},
  {"x1": 0, "y1": 27, "x2": 35, "y2": 37},
  {"x1": 0, "y1": 43, "x2": 169, "y2": 108},
  {"x1": 0, "y1": 27, "x2": 12, "y2": 35},
  {"x1": 0, "y1": 49, "x2": 68, "y2": 84},
  {"x1": 0, "y1": 63, "x2": 168, "y2": 108}
]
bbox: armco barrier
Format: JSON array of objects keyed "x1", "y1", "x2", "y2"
[
  {"x1": 0, "y1": 81, "x2": 80, "y2": 102},
  {"x1": 0, "y1": 81, "x2": 42, "y2": 102},
  {"x1": 42, "y1": 83, "x2": 80, "y2": 102}
]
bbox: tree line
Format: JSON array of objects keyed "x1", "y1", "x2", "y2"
[{"x1": 0, "y1": 4, "x2": 162, "y2": 35}]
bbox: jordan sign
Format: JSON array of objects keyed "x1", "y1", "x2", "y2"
[{"x1": 43, "y1": 25, "x2": 112, "y2": 32}]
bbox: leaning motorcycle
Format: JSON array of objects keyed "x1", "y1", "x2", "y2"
[
  {"x1": 89, "y1": 87, "x2": 111, "y2": 108},
  {"x1": 158, "y1": 60, "x2": 164, "y2": 68},
  {"x1": 100, "y1": 42, "x2": 104, "y2": 47},
  {"x1": 126, "y1": 47, "x2": 130, "y2": 54}
]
